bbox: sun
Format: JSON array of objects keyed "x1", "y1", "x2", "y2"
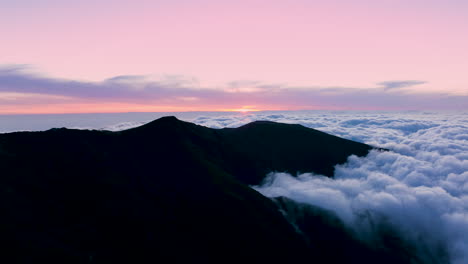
[
  {"x1": 236, "y1": 108, "x2": 253, "y2": 113},
  {"x1": 227, "y1": 106, "x2": 260, "y2": 113}
]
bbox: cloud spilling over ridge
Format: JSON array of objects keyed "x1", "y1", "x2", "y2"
[
  {"x1": 206, "y1": 112, "x2": 468, "y2": 264},
  {"x1": 0, "y1": 65, "x2": 467, "y2": 112},
  {"x1": 144, "y1": 111, "x2": 467, "y2": 263},
  {"x1": 258, "y1": 172, "x2": 463, "y2": 263}
]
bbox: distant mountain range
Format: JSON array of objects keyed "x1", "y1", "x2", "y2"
[{"x1": 0, "y1": 116, "x2": 417, "y2": 263}]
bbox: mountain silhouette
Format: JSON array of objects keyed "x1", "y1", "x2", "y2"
[{"x1": 0, "y1": 116, "x2": 416, "y2": 264}]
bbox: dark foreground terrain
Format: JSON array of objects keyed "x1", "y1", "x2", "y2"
[{"x1": 0, "y1": 117, "x2": 423, "y2": 263}]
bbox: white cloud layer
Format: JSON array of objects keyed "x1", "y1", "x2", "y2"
[{"x1": 191, "y1": 111, "x2": 468, "y2": 264}]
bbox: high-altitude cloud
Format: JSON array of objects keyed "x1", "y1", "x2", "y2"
[
  {"x1": 0, "y1": 65, "x2": 466, "y2": 112},
  {"x1": 378, "y1": 80, "x2": 427, "y2": 91},
  {"x1": 0, "y1": 66, "x2": 205, "y2": 99}
]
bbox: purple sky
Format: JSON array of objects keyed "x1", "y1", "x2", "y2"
[{"x1": 1, "y1": 0, "x2": 467, "y2": 113}]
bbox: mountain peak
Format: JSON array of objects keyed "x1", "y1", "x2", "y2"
[
  {"x1": 0, "y1": 118, "x2": 382, "y2": 264},
  {"x1": 157, "y1": 116, "x2": 179, "y2": 121},
  {"x1": 125, "y1": 116, "x2": 184, "y2": 132},
  {"x1": 148, "y1": 115, "x2": 181, "y2": 125},
  {"x1": 239, "y1": 120, "x2": 303, "y2": 129}
]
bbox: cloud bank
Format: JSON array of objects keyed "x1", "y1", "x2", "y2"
[
  {"x1": 0, "y1": 65, "x2": 466, "y2": 113},
  {"x1": 206, "y1": 112, "x2": 468, "y2": 264}
]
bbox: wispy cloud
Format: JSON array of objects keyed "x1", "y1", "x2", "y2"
[
  {"x1": 378, "y1": 80, "x2": 427, "y2": 91},
  {"x1": 0, "y1": 65, "x2": 465, "y2": 113}
]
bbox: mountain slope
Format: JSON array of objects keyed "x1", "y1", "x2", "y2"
[
  {"x1": 218, "y1": 120, "x2": 372, "y2": 184},
  {"x1": 0, "y1": 116, "x2": 383, "y2": 263},
  {"x1": 121, "y1": 117, "x2": 373, "y2": 185}
]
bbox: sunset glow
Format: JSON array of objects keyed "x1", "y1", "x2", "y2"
[
  {"x1": 0, "y1": 0, "x2": 467, "y2": 114},
  {"x1": 225, "y1": 107, "x2": 261, "y2": 113}
]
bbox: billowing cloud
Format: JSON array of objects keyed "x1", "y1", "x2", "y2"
[
  {"x1": 0, "y1": 65, "x2": 466, "y2": 113},
  {"x1": 212, "y1": 112, "x2": 468, "y2": 264}
]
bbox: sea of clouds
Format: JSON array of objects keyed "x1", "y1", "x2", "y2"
[
  {"x1": 2, "y1": 111, "x2": 467, "y2": 263},
  {"x1": 186, "y1": 111, "x2": 468, "y2": 264}
]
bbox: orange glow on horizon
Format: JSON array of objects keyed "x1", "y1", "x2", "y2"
[
  {"x1": 0, "y1": 103, "x2": 276, "y2": 115},
  {"x1": 0, "y1": 102, "x2": 395, "y2": 115},
  {"x1": 224, "y1": 106, "x2": 261, "y2": 113}
]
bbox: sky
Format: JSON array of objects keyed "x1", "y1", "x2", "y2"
[{"x1": 1, "y1": 0, "x2": 467, "y2": 113}]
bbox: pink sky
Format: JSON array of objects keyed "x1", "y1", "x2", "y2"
[{"x1": 0, "y1": 0, "x2": 467, "y2": 113}]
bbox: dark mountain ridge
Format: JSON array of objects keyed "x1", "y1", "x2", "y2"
[{"x1": 0, "y1": 116, "x2": 418, "y2": 263}]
